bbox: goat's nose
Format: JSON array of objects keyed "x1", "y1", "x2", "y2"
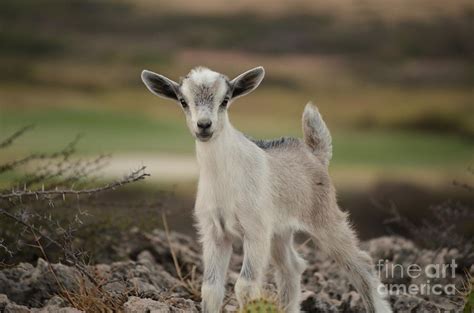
[{"x1": 197, "y1": 119, "x2": 212, "y2": 130}]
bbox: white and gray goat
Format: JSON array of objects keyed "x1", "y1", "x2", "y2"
[{"x1": 141, "y1": 66, "x2": 392, "y2": 313}]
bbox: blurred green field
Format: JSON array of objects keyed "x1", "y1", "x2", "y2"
[
  {"x1": 0, "y1": 0, "x2": 473, "y2": 188},
  {"x1": 1, "y1": 106, "x2": 472, "y2": 167},
  {"x1": 0, "y1": 0, "x2": 473, "y2": 247}
]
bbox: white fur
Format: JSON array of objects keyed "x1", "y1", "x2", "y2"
[
  {"x1": 187, "y1": 67, "x2": 222, "y2": 86},
  {"x1": 141, "y1": 66, "x2": 393, "y2": 313},
  {"x1": 195, "y1": 122, "x2": 274, "y2": 311},
  {"x1": 193, "y1": 116, "x2": 391, "y2": 312}
]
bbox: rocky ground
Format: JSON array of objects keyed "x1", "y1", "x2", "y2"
[{"x1": 0, "y1": 228, "x2": 470, "y2": 312}]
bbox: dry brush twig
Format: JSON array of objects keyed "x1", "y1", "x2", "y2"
[
  {"x1": 0, "y1": 125, "x2": 34, "y2": 149},
  {"x1": 1, "y1": 166, "x2": 150, "y2": 200},
  {"x1": 0, "y1": 126, "x2": 153, "y2": 311},
  {"x1": 0, "y1": 134, "x2": 80, "y2": 174},
  {"x1": 161, "y1": 213, "x2": 201, "y2": 300}
]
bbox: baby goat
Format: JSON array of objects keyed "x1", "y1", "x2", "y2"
[{"x1": 141, "y1": 66, "x2": 392, "y2": 313}]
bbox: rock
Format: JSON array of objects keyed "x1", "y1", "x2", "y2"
[
  {"x1": 136, "y1": 250, "x2": 155, "y2": 265},
  {"x1": 391, "y1": 294, "x2": 423, "y2": 311},
  {"x1": 32, "y1": 306, "x2": 84, "y2": 313},
  {"x1": 129, "y1": 277, "x2": 161, "y2": 298},
  {"x1": 363, "y1": 236, "x2": 416, "y2": 262},
  {"x1": 43, "y1": 295, "x2": 66, "y2": 307},
  {"x1": 164, "y1": 297, "x2": 199, "y2": 312},
  {"x1": 0, "y1": 294, "x2": 31, "y2": 313},
  {"x1": 0, "y1": 230, "x2": 466, "y2": 312},
  {"x1": 339, "y1": 291, "x2": 364, "y2": 312},
  {"x1": 0, "y1": 294, "x2": 9, "y2": 310},
  {"x1": 300, "y1": 290, "x2": 338, "y2": 313},
  {"x1": 123, "y1": 296, "x2": 170, "y2": 313},
  {"x1": 0, "y1": 258, "x2": 80, "y2": 307},
  {"x1": 0, "y1": 292, "x2": 82, "y2": 313},
  {"x1": 4, "y1": 303, "x2": 31, "y2": 313},
  {"x1": 102, "y1": 259, "x2": 182, "y2": 296},
  {"x1": 391, "y1": 294, "x2": 444, "y2": 313},
  {"x1": 31, "y1": 295, "x2": 83, "y2": 313}
]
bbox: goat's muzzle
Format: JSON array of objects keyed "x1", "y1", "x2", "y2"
[{"x1": 196, "y1": 130, "x2": 213, "y2": 142}]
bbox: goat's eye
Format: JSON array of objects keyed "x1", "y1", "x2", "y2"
[
  {"x1": 221, "y1": 98, "x2": 229, "y2": 108},
  {"x1": 179, "y1": 99, "x2": 188, "y2": 108}
]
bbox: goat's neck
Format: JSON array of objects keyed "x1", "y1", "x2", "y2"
[{"x1": 195, "y1": 122, "x2": 244, "y2": 172}]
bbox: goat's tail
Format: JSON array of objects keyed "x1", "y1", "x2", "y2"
[{"x1": 302, "y1": 102, "x2": 332, "y2": 166}]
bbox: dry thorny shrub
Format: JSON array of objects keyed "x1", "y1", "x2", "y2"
[
  {"x1": 0, "y1": 126, "x2": 150, "y2": 311},
  {"x1": 161, "y1": 213, "x2": 201, "y2": 300},
  {"x1": 64, "y1": 270, "x2": 137, "y2": 312},
  {"x1": 382, "y1": 168, "x2": 474, "y2": 286},
  {"x1": 384, "y1": 198, "x2": 473, "y2": 266}
]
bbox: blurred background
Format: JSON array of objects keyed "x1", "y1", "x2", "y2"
[{"x1": 1, "y1": 0, "x2": 473, "y2": 240}]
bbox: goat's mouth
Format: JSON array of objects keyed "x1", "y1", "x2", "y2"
[{"x1": 196, "y1": 132, "x2": 213, "y2": 142}]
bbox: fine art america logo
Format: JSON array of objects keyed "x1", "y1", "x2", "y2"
[{"x1": 376, "y1": 259, "x2": 458, "y2": 296}]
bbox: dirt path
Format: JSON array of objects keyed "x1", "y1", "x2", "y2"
[
  {"x1": 102, "y1": 153, "x2": 470, "y2": 189},
  {"x1": 104, "y1": 154, "x2": 198, "y2": 182}
]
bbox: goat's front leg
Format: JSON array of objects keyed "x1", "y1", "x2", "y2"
[
  {"x1": 235, "y1": 223, "x2": 271, "y2": 308},
  {"x1": 200, "y1": 228, "x2": 232, "y2": 313}
]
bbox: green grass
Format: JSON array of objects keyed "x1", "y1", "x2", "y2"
[
  {"x1": 332, "y1": 130, "x2": 473, "y2": 167},
  {"x1": 1, "y1": 107, "x2": 472, "y2": 168},
  {"x1": 0, "y1": 107, "x2": 194, "y2": 155}
]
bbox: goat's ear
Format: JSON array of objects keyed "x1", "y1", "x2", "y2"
[
  {"x1": 230, "y1": 66, "x2": 265, "y2": 99},
  {"x1": 141, "y1": 70, "x2": 179, "y2": 101}
]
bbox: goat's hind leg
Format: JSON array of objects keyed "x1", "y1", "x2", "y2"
[
  {"x1": 305, "y1": 215, "x2": 392, "y2": 313},
  {"x1": 271, "y1": 231, "x2": 306, "y2": 313}
]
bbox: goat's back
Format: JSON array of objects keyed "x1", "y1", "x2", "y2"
[{"x1": 255, "y1": 138, "x2": 336, "y2": 224}]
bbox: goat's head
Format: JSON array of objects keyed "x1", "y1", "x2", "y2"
[{"x1": 141, "y1": 66, "x2": 264, "y2": 142}]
